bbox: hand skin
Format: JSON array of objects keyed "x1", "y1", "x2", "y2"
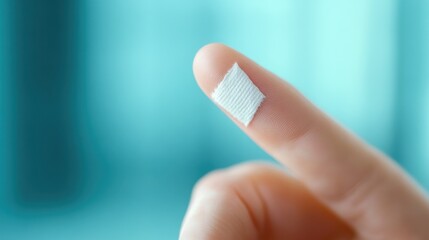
[{"x1": 179, "y1": 43, "x2": 429, "y2": 240}]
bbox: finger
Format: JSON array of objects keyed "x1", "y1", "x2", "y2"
[
  {"x1": 180, "y1": 162, "x2": 354, "y2": 240},
  {"x1": 193, "y1": 43, "x2": 429, "y2": 238}
]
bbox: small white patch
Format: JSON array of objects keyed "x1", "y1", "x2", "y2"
[{"x1": 211, "y1": 63, "x2": 265, "y2": 126}]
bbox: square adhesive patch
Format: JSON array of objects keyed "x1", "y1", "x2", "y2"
[{"x1": 211, "y1": 63, "x2": 265, "y2": 126}]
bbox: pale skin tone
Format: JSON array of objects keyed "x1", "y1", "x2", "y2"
[{"x1": 179, "y1": 43, "x2": 429, "y2": 240}]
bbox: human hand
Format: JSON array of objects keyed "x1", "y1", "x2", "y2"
[{"x1": 179, "y1": 44, "x2": 429, "y2": 240}]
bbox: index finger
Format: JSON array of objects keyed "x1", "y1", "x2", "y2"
[{"x1": 193, "y1": 43, "x2": 429, "y2": 238}]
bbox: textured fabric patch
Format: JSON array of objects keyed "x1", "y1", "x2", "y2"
[{"x1": 212, "y1": 63, "x2": 265, "y2": 126}]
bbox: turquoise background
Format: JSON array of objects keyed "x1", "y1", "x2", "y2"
[{"x1": 0, "y1": 0, "x2": 428, "y2": 239}]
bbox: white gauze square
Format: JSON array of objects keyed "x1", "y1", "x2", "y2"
[{"x1": 211, "y1": 63, "x2": 265, "y2": 126}]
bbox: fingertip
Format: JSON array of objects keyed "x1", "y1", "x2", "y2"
[
  {"x1": 193, "y1": 42, "x2": 313, "y2": 142},
  {"x1": 193, "y1": 43, "x2": 238, "y2": 95}
]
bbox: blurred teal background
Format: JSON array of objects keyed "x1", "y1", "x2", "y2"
[{"x1": 0, "y1": 0, "x2": 428, "y2": 239}]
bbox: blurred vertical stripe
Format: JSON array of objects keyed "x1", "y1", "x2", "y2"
[
  {"x1": 0, "y1": 0, "x2": 10, "y2": 210},
  {"x1": 10, "y1": 0, "x2": 80, "y2": 206},
  {"x1": 393, "y1": 0, "x2": 429, "y2": 187}
]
